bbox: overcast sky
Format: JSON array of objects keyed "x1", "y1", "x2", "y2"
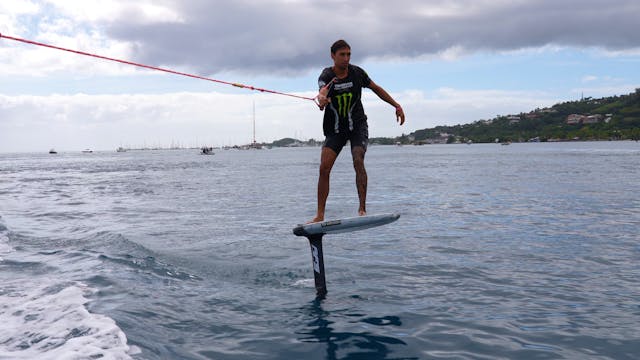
[{"x1": 1, "y1": 0, "x2": 640, "y2": 152}]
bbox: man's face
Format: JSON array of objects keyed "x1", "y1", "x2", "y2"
[{"x1": 331, "y1": 47, "x2": 351, "y2": 69}]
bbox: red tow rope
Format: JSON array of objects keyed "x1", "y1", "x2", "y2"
[{"x1": 0, "y1": 33, "x2": 316, "y2": 102}]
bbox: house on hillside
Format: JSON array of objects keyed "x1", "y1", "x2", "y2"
[
  {"x1": 567, "y1": 114, "x2": 603, "y2": 125},
  {"x1": 583, "y1": 114, "x2": 603, "y2": 124},
  {"x1": 567, "y1": 114, "x2": 584, "y2": 124}
]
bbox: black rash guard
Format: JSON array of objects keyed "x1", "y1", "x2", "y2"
[{"x1": 318, "y1": 64, "x2": 371, "y2": 136}]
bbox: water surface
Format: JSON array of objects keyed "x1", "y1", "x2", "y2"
[{"x1": 1, "y1": 142, "x2": 639, "y2": 359}]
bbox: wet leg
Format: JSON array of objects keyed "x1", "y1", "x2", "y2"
[
  {"x1": 351, "y1": 146, "x2": 367, "y2": 216},
  {"x1": 309, "y1": 147, "x2": 338, "y2": 223}
]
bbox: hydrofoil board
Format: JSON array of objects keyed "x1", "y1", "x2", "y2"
[{"x1": 293, "y1": 213, "x2": 400, "y2": 237}]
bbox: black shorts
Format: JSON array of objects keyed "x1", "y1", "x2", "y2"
[{"x1": 323, "y1": 123, "x2": 368, "y2": 155}]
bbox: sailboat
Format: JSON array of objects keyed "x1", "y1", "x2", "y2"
[{"x1": 249, "y1": 101, "x2": 262, "y2": 149}]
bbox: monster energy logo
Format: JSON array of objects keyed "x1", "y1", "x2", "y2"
[{"x1": 335, "y1": 92, "x2": 353, "y2": 117}]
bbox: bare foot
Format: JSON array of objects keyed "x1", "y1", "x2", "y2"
[
  {"x1": 358, "y1": 209, "x2": 366, "y2": 216},
  {"x1": 307, "y1": 214, "x2": 324, "y2": 224}
]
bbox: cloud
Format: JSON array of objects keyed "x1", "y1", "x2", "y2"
[
  {"x1": 0, "y1": 91, "x2": 322, "y2": 152},
  {"x1": 104, "y1": 0, "x2": 640, "y2": 74},
  {"x1": 42, "y1": 0, "x2": 184, "y2": 25},
  {"x1": 373, "y1": 87, "x2": 559, "y2": 134},
  {"x1": 0, "y1": 87, "x2": 567, "y2": 152},
  {"x1": 0, "y1": 0, "x2": 40, "y2": 35},
  {"x1": 4, "y1": 82, "x2": 637, "y2": 153},
  {"x1": 3, "y1": 0, "x2": 640, "y2": 76},
  {"x1": 2, "y1": 1, "x2": 639, "y2": 152}
]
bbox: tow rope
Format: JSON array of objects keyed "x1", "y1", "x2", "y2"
[{"x1": 1, "y1": 33, "x2": 316, "y2": 102}]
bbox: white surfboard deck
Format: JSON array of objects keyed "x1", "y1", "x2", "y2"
[{"x1": 293, "y1": 213, "x2": 400, "y2": 237}]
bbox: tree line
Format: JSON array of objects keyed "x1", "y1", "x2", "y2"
[{"x1": 378, "y1": 88, "x2": 640, "y2": 144}]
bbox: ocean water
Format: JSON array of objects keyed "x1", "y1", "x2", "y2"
[{"x1": 1, "y1": 142, "x2": 639, "y2": 359}]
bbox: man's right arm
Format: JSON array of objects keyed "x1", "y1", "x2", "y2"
[
  {"x1": 317, "y1": 70, "x2": 334, "y2": 110},
  {"x1": 317, "y1": 85, "x2": 330, "y2": 110}
]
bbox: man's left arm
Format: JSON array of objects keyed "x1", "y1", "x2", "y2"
[{"x1": 368, "y1": 81, "x2": 405, "y2": 125}]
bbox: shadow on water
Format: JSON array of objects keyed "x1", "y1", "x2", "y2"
[{"x1": 296, "y1": 298, "x2": 418, "y2": 360}]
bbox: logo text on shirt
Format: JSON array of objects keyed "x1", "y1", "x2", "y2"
[{"x1": 334, "y1": 82, "x2": 353, "y2": 91}]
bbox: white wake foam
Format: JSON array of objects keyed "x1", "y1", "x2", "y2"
[{"x1": 0, "y1": 281, "x2": 139, "y2": 360}]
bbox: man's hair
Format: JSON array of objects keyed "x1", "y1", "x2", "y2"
[{"x1": 331, "y1": 39, "x2": 350, "y2": 54}]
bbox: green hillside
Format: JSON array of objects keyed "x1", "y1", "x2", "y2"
[{"x1": 384, "y1": 88, "x2": 640, "y2": 144}]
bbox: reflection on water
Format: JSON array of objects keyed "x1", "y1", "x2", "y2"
[{"x1": 298, "y1": 298, "x2": 416, "y2": 360}]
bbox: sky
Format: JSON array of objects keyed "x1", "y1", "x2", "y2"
[{"x1": 1, "y1": 0, "x2": 640, "y2": 152}]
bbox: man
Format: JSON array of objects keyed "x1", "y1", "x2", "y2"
[{"x1": 310, "y1": 39, "x2": 405, "y2": 223}]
